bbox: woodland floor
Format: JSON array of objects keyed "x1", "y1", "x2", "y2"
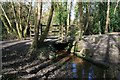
[{"x1": 1, "y1": 33, "x2": 120, "y2": 80}]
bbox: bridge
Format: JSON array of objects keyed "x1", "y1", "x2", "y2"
[
  {"x1": 30, "y1": 24, "x2": 77, "y2": 42},
  {"x1": 0, "y1": 24, "x2": 77, "y2": 49}
]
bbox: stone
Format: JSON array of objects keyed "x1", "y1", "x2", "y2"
[{"x1": 75, "y1": 40, "x2": 92, "y2": 57}]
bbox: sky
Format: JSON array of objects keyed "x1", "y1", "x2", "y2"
[
  {"x1": 1, "y1": 0, "x2": 119, "y2": 20},
  {"x1": 40, "y1": 1, "x2": 77, "y2": 20},
  {"x1": 0, "y1": 0, "x2": 119, "y2": 2},
  {"x1": 71, "y1": 0, "x2": 77, "y2": 20}
]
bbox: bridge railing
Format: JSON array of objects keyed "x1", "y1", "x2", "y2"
[{"x1": 30, "y1": 24, "x2": 77, "y2": 39}]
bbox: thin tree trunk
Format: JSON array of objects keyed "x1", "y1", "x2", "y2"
[
  {"x1": 19, "y1": 3, "x2": 22, "y2": 33},
  {"x1": 11, "y1": 2, "x2": 22, "y2": 39},
  {"x1": 65, "y1": 1, "x2": 68, "y2": 38},
  {"x1": 114, "y1": 0, "x2": 119, "y2": 14},
  {"x1": 84, "y1": 2, "x2": 90, "y2": 33},
  {"x1": 24, "y1": 1, "x2": 32, "y2": 38},
  {"x1": 58, "y1": 3, "x2": 62, "y2": 38},
  {"x1": 39, "y1": 2, "x2": 54, "y2": 43},
  {"x1": 69, "y1": 1, "x2": 72, "y2": 25},
  {"x1": 78, "y1": 2, "x2": 83, "y2": 40},
  {"x1": 105, "y1": 0, "x2": 110, "y2": 33},
  {"x1": 32, "y1": 1, "x2": 42, "y2": 49},
  {"x1": 0, "y1": 4, "x2": 16, "y2": 34},
  {"x1": 66, "y1": 1, "x2": 72, "y2": 40},
  {"x1": 0, "y1": 16, "x2": 11, "y2": 34}
]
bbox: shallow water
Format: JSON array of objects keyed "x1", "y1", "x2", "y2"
[{"x1": 64, "y1": 56, "x2": 118, "y2": 79}]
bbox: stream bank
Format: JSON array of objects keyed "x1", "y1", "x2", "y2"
[{"x1": 2, "y1": 34, "x2": 120, "y2": 79}]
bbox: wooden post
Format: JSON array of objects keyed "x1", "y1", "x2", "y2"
[
  {"x1": 40, "y1": 23, "x2": 42, "y2": 35},
  {"x1": 59, "y1": 25, "x2": 63, "y2": 42},
  {"x1": 99, "y1": 21, "x2": 101, "y2": 35}
]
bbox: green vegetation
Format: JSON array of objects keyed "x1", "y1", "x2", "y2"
[
  {"x1": 0, "y1": 1, "x2": 120, "y2": 57},
  {"x1": 1, "y1": 1, "x2": 120, "y2": 40},
  {"x1": 1, "y1": 1, "x2": 120, "y2": 79}
]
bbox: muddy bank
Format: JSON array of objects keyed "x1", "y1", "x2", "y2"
[{"x1": 2, "y1": 34, "x2": 120, "y2": 79}]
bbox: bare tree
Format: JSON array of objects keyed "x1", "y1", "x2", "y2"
[
  {"x1": 39, "y1": 2, "x2": 54, "y2": 43},
  {"x1": 32, "y1": 0, "x2": 42, "y2": 49},
  {"x1": 1, "y1": 1, "x2": 34, "y2": 39},
  {"x1": 114, "y1": 0, "x2": 119, "y2": 14},
  {"x1": 84, "y1": 2, "x2": 90, "y2": 33},
  {"x1": 105, "y1": 0, "x2": 110, "y2": 33},
  {"x1": 66, "y1": 0, "x2": 72, "y2": 39},
  {"x1": 24, "y1": 1, "x2": 32, "y2": 38},
  {"x1": 78, "y1": 2, "x2": 83, "y2": 40},
  {"x1": 11, "y1": 2, "x2": 23, "y2": 39},
  {"x1": 0, "y1": 3, "x2": 16, "y2": 34}
]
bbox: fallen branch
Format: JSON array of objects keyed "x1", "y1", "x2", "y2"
[
  {"x1": 20, "y1": 55, "x2": 71, "y2": 79},
  {"x1": 24, "y1": 53, "x2": 69, "y2": 74},
  {"x1": 2, "y1": 52, "x2": 69, "y2": 79},
  {"x1": 3, "y1": 57, "x2": 30, "y2": 68},
  {"x1": 32, "y1": 55, "x2": 71, "y2": 79}
]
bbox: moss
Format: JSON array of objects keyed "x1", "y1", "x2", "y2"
[
  {"x1": 2, "y1": 33, "x2": 17, "y2": 40},
  {"x1": 117, "y1": 37, "x2": 120, "y2": 42}
]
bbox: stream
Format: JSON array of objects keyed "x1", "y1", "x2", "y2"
[
  {"x1": 58, "y1": 56, "x2": 119, "y2": 79},
  {"x1": 2, "y1": 40, "x2": 120, "y2": 79}
]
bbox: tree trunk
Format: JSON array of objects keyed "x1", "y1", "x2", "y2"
[
  {"x1": 114, "y1": 0, "x2": 119, "y2": 14},
  {"x1": 0, "y1": 4, "x2": 16, "y2": 34},
  {"x1": 84, "y1": 2, "x2": 90, "y2": 34},
  {"x1": 24, "y1": 1, "x2": 32, "y2": 38},
  {"x1": 65, "y1": 2, "x2": 68, "y2": 38},
  {"x1": 78, "y1": 2, "x2": 83, "y2": 40},
  {"x1": 11, "y1": 2, "x2": 22, "y2": 39},
  {"x1": 105, "y1": 0, "x2": 110, "y2": 33},
  {"x1": 18, "y1": 3, "x2": 22, "y2": 34},
  {"x1": 0, "y1": 16, "x2": 11, "y2": 34},
  {"x1": 66, "y1": 1, "x2": 72, "y2": 40},
  {"x1": 39, "y1": 2, "x2": 54, "y2": 43},
  {"x1": 32, "y1": 1, "x2": 42, "y2": 49}
]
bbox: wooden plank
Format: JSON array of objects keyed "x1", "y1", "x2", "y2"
[{"x1": 52, "y1": 31, "x2": 59, "y2": 33}]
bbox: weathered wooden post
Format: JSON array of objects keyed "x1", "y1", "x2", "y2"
[
  {"x1": 99, "y1": 21, "x2": 101, "y2": 35},
  {"x1": 40, "y1": 23, "x2": 42, "y2": 35},
  {"x1": 59, "y1": 25, "x2": 64, "y2": 42},
  {"x1": 30, "y1": 25, "x2": 35, "y2": 39}
]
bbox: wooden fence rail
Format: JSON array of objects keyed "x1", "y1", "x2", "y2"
[{"x1": 30, "y1": 24, "x2": 77, "y2": 39}]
